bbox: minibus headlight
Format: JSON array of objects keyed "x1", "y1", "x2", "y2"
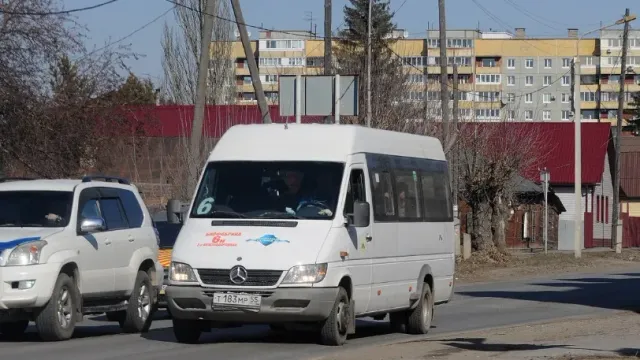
[
  {"x1": 282, "y1": 263, "x2": 327, "y2": 284},
  {"x1": 169, "y1": 262, "x2": 198, "y2": 282}
]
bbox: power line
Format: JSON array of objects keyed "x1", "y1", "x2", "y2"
[
  {"x1": 503, "y1": 0, "x2": 562, "y2": 32},
  {"x1": 75, "y1": 6, "x2": 175, "y2": 62},
  {"x1": 0, "y1": 0, "x2": 119, "y2": 16}
]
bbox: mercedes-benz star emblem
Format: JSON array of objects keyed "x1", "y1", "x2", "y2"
[{"x1": 229, "y1": 265, "x2": 248, "y2": 285}]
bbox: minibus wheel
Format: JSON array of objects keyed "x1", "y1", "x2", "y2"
[
  {"x1": 319, "y1": 286, "x2": 349, "y2": 346},
  {"x1": 406, "y1": 283, "x2": 434, "y2": 334}
]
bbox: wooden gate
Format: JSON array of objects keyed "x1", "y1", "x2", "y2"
[{"x1": 584, "y1": 212, "x2": 594, "y2": 248}]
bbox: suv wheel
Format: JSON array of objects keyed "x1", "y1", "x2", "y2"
[
  {"x1": 120, "y1": 270, "x2": 153, "y2": 333},
  {"x1": 35, "y1": 273, "x2": 77, "y2": 341},
  {"x1": 0, "y1": 320, "x2": 29, "y2": 339}
]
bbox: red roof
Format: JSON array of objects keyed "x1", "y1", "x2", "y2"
[
  {"x1": 120, "y1": 105, "x2": 612, "y2": 185},
  {"x1": 122, "y1": 104, "x2": 324, "y2": 138},
  {"x1": 465, "y1": 122, "x2": 611, "y2": 185}
]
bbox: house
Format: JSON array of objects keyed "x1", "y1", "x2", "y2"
[
  {"x1": 458, "y1": 175, "x2": 566, "y2": 250},
  {"x1": 519, "y1": 123, "x2": 614, "y2": 250},
  {"x1": 619, "y1": 135, "x2": 640, "y2": 247}
]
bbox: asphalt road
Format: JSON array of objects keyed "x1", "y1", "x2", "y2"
[{"x1": 2, "y1": 268, "x2": 640, "y2": 360}]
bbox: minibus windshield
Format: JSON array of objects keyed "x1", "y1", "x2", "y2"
[{"x1": 190, "y1": 161, "x2": 344, "y2": 220}]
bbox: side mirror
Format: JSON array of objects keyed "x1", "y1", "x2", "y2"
[
  {"x1": 80, "y1": 217, "x2": 106, "y2": 234},
  {"x1": 352, "y1": 201, "x2": 371, "y2": 227}
]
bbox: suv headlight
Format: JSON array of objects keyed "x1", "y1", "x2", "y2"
[
  {"x1": 169, "y1": 262, "x2": 197, "y2": 282},
  {"x1": 282, "y1": 263, "x2": 327, "y2": 284},
  {"x1": 5, "y1": 240, "x2": 48, "y2": 266}
]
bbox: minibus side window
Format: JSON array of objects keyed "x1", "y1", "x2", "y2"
[{"x1": 344, "y1": 169, "x2": 366, "y2": 216}]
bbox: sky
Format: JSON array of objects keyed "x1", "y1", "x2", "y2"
[{"x1": 63, "y1": 0, "x2": 636, "y2": 86}]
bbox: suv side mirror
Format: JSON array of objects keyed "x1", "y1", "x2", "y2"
[
  {"x1": 352, "y1": 201, "x2": 371, "y2": 227},
  {"x1": 80, "y1": 217, "x2": 106, "y2": 234}
]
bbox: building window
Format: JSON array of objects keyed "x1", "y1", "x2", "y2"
[
  {"x1": 427, "y1": 39, "x2": 440, "y2": 48},
  {"x1": 475, "y1": 109, "x2": 500, "y2": 120},
  {"x1": 263, "y1": 74, "x2": 277, "y2": 83},
  {"x1": 543, "y1": 76, "x2": 552, "y2": 86},
  {"x1": 562, "y1": 58, "x2": 571, "y2": 68},
  {"x1": 581, "y1": 91, "x2": 597, "y2": 102},
  {"x1": 507, "y1": 110, "x2": 515, "y2": 120},
  {"x1": 524, "y1": 110, "x2": 533, "y2": 120},
  {"x1": 525, "y1": 76, "x2": 533, "y2": 86},
  {"x1": 580, "y1": 56, "x2": 594, "y2": 66},
  {"x1": 525, "y1": 93, "x2": 533, "y2": 103},
  {"x1": 446, "y1": 38, "x2": 473, "y2": 48},
  {"x1": 543, "y1": 110, "x2": 551, "y2": 120},
  {"x1": 243, "y1": 76, "x2": 252, "y2": 84},
  {"x1": 543, "y1": 93, "x2": 551, "y2": 103},
  {"x1": 507, "y1": 93, "x2": 516, "y2": 103},
  {"x1": 525, "y1": 59, "x2": 534, "y2": 68},
  {"x1": 507, "y1": 58, "x2": 515, "y2": 69},
  {"x1": 561, "y1": 93, "x2": 570, "y2": 103},
  {"x1": 561, "y1": 110, "x2": 571, "y2": 120},
  {"x1": 306, "y1": 57, "x2": 324, "y2": 67},
  {"x1": 608, "y1": 38, "x2": 621, "y2": 47},
  {"x1": 475, "y1": 74, "x2": 502, "y2": 84},
  {"x1": 561, "y1": 75, "x2": 570, "y2": 86},
  {"x1": 403, "y1": 56, "x2": 427, "y2": 67},
  {"x1": 287, "y1": 57, "x2": 304, "y2": 66},
  {"x1": 259, "y1": 57, "x2": 282, "y2": 66},
  {"x1": 263, "y1": 39, "x2": 304, "y2": 50},
  {"x1": 265, "y1": 92, "x2": 279, "y2": 101},
  {"x1": 544, "y1": 59, "x2": 552, "y2": 68},
  {"x1": 406, "y1": 74, "x2": 424, "y2": 83},
  {"x1": 476, "y1": 91, "x2": 501, "y2": 102},
  {"x1": 507, "y1": 76, "x2": 515, "y2": 86},
  {"x1": 480, "y1": 58, "x2": 497, "y2": 67}
]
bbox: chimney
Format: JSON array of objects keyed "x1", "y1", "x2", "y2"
[
  {"x1": 515, "y1": 28, "x2": 526, "y2": 39},
  {"x1": 568, "y1": 28, "x2": 578, "y2": 38}
]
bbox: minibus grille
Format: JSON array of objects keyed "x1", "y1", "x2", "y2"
[{"x1": 197, "y1": 269, "x2": 283, "y2": 286}]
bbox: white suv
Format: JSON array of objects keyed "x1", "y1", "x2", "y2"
[{"x1": 0, "y1": 176, "x2": 164, "y2": 341}]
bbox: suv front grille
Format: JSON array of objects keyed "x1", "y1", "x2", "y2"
[{"x1": 197, "y1": 269, "x2": 283, "y2": 286}]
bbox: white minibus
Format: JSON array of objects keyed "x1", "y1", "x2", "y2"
[{"x1": 165, "y1": 123, "x2": 455, "y2": 345}]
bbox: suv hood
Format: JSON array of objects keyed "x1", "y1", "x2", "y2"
[
  {"x1": 0, "y1": 228, "x2": 63, "y2": 251},
  {"x1": 171, "y1": 219, "x2": 332, "y2": 270}
]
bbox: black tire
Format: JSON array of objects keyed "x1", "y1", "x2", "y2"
[
  {"x1": 319, "y1": 287, "x2": 350, "y2": 346},
  {"x1": 173, "y1": 318, "x2": 202, "y2": 344},
  {"x1": 0, "y1": 320, "x2": 29, "y2": 339},
  {"x1": 406, "y1": 283, "x2": 434, "y2": 335},
  {"x1": 35, "y1": 273, "x2": 77, "y2": 341},
  {"x1": 120, "y1": 270, "x2": 153, "y2": 333}
]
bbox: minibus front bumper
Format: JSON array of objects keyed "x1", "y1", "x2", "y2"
[{"x1": 165, "y1": 285, "x2": 338, "y2": 323}]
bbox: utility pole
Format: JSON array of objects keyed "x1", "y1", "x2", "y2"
[
  {"x1": 230, "y1": 0, "x2": 271, "y2": 124},
  {"x1": 366, "y1": 0, "x2": 372, "y2": 128},
  {"x1": 612, "y1": 8, "x2": 632, "y2": 254},
  {"x1": 324, "y1": 0, "x2": 333, "y2": 124},
  {"x1": 452, "y1": 64, "x2": 459, "y2": 207},
  {"x1": 438, "y1": 0, "x2": 450, "y2": 147},
  {"x1": 571, "y1": 57, "x2": 581, "y2": 258},
  {"x1": 540, "y1": 168, "x2": 550, "y2": 254},
  {"x1": 324, "y1": 0, "x2": 332, "y2": 75},
  {"x1": 188, "y1": 0, "x2": 217, "y2": 195}
]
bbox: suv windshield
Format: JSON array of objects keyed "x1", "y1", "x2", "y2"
[
  {"x1": 191, "y1": 161, "x2": 344, "y2": 220},
  {"x1": 0, "y1": 191, "x2": 73, "y2": 228}
]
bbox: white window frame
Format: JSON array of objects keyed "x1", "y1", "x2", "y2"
[
  {"x1": 507, "y1": 76, "x2": 515, "y2": 86},
  {"x1": 543, "y1": 110, "x2": 551, "y2": 120},
  {"x1": 561, "y1": 110, "x2": 571, "y2": 120},
  {"x1": 525, "y1": 93, "x2": 533, "y2": 103},
  {"x1": 525, "y1": 59, "x2": 534, "y2": 68},
  {"x1": 543, "y1": 76, "x2": 552, "y2": 86},
  {"x1": 507, "y1": 58, "x2": 515, "y2": 69},
  {"x1": 525, "y1": 110, "x2": 533, "y2": 120},
  {"x1": 562, "y1": 58, "x2": 571, "y2": 68},
  {"x1": 561, "y1": 75, "x2": 570, "y2": 86},
  {"x1": 525, "y1": 76, "x2": 534, "y2": 86},
  {"x1": 543, "y1": 93, "x2": 551, "y2": 103},
  {"x1": 544, "y1": 59, "x2": 552, "y2": 68},
  {"x1": 561, "y1": 93, "x2": 570, "y2": 103}
]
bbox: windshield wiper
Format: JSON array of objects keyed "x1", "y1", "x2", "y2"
[
  {"x1": 209, "y1": 210, "x2": 247, "y2": 219},
  {"x1": 255, "y1": 211, "x2": 304, "y2": 219}
]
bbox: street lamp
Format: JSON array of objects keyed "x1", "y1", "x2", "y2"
[
  {"x1": 572, "y1": 15, "x2": 636, "y2": 258},
  {"x1": 540, "y1": 168, "x2": 550, "y2": 254}
]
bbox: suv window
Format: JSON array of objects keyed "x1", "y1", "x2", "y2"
[
  {"x1": 100, "y1": 198, "x2": 129, "y2": 230},
  {"x1": 0, "y1": 191, "x2": 73, "y2": 228},
  {"x1": 118, "y1": 189, "x2": 143, "y2": 228}
]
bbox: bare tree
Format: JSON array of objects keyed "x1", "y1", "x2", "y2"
[
  {"x1": 0, "y1": 0, "x2": 147, "y2": 178},
  {"x1": 458, "y1": 120, "x2": 550, "y2": 252},
  {"x1": 161, "y1": 0, "x2": 235, "y2": 105}
]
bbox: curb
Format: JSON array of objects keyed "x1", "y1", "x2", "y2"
[{"x1": 307, "y1": 310, "x2": 634, "y2": 360}]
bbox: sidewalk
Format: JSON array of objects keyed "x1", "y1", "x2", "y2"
[{"x1": 320, "y1": 311, "x2": 640, "y2": 360}]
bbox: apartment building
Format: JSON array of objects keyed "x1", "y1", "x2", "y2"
[{"x1": 224, "y1": 27, "x2": 639, "y2": 124}]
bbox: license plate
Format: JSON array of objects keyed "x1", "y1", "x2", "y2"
[
  {"x1": 212, "y1": 293, "x2": 261, "y2": 308},
  {"x1": 160, "y1": 284, "x2": 167, "y2": 295}
]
